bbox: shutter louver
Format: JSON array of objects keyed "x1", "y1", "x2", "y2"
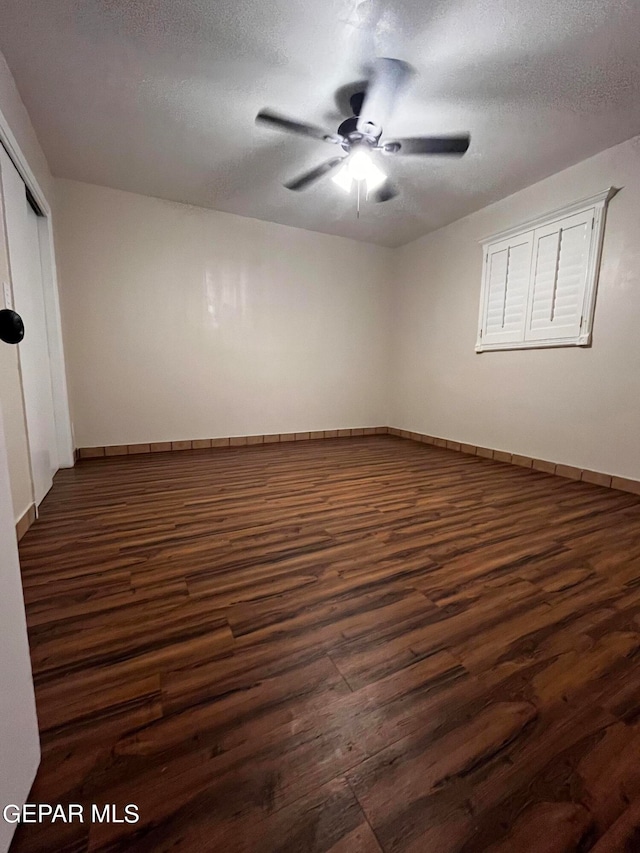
[
  {"x1": 525, "y1": 210, "x2": 594, "y2": 341},
  {"x1": 481, "y1": 235, "x2": 533, "y2": 345}
]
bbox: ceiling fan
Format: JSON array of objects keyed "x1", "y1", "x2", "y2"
[{"x1": 256, "y1": 58, "x2": 470, "y2": 204}]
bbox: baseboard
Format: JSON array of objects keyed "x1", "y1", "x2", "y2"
[
  {"x1": 387, "y1": 427, "x2": 640, "y2": 497},
  {"x1": 78, "y1": 427, "x2": 390, "y2": 459},
  {"x1": 75, "y1": 427, "x2": 640, "y2": 497},
  {"x1": 16, "y1": 503, "x2": 36, "y2": 541}
]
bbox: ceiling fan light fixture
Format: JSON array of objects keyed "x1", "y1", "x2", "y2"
[
  {"x1": 332, "y1": 151, "x2": 387, "y2": 195},
  {"x1": 347, "y1": 150, "x2": 371, "y2": 181},
  {"x1": 331, "y1": 164, "x2": 354, "y2": 193},
  {"x1": 257, "y1": 57, "x2": 470, "y2": 205},
  {"x1": 363, "y1": 159, "x2": 387, "y2": 193}
]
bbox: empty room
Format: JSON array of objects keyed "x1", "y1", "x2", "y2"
[{"x1": 1, "y1": 1, "x2": 640, "y2": 851}]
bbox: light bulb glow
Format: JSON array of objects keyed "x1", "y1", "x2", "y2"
[
  {"x1": 331, "y1": 164, "x2": 353, "y2": 193},
  {"x1": 333, "y1": 151, "x2": 387, "y2": 195},
  {"x1": 348, "y1": 150, "x2": 372, "y2": 181},
  {"x1": 363, "y1": 159, "x2": 387, "y2": 192},
  {"x1": 333, "y1": 150, "x2": 387, "y2": 195}
]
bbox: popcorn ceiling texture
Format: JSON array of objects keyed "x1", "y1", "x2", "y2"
[{"x1": 2, "y1": 0, "x2": 640, "y2": 246}]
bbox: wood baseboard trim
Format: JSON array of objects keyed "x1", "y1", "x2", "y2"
[
  {"x1": 78, "y1": 427, "x2": 390, "y2": 459},
  {"x1": 16, "y1": 503, "x2": 36, "y2": 541},
  {"x1": 387, "y1": 427, "x2": 640, "y2": 496}
]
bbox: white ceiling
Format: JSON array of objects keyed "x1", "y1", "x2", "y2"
[{"x1": 1, "y1": 0, "x2": 640, "y2": 247}]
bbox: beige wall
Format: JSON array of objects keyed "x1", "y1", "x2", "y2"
[
  {"x1": 392, "y1": 135, "x2": 640, "y2": 480},
  {"x1": 55, "y1": 138, "x2": 640, "y2": 481},
  {"x1": 55, "y1": 180, "x2": 393, "y2": 446}
]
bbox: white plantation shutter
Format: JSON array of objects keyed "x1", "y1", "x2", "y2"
[
  {"x1": 525, "y1": 210, "x2": 594, "y2": 342},
  {"x1": 481, "y1": 235, "x2": 533, "y2": 345},
  {"x1": 476, "y1": 189, "x2": 614, "y2": 352}
]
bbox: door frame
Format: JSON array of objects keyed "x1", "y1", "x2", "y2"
[
  {"x1": 0, "y1": 105, "x2": 74, "y2": 470},
  {"x1": 0, "y1": 396, "x2": 41, "y2": 853}
]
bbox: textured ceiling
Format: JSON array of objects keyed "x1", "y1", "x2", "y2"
[{"x1": 1, "y1": 0, "x2": 640, "y2": 246}]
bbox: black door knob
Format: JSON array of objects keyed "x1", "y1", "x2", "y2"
[{"x1": 0, "y1": 309, "x2": 25, "y2": 344}]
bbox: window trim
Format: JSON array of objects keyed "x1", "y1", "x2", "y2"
[{"x1": 476, "y1": 187, "x2": 618, "y2": 353}]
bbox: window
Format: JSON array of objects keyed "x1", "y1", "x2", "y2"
[{"x1": 476, "y1": 188, "x2": 616, "y2": 352}]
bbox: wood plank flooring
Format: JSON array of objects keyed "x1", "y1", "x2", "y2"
[{"x1": 9, "y1": 435, "x2": 640, "y2": 852}]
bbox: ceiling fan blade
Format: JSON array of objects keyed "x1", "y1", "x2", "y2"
[
  {"x1": 284, "y1": 157, "x2": 346, "y2": 191},
  {"x1": 383, "y1": 135, "x2": 471, "y2": 155},
  {"x1": 256, "y1": 110, "x2": 342, "y2": 144},
  {"x1": 371, "y1": 179, "x2": 399, "y2": 203},
  {"x1": 357, "y1": 57, "x2": 413, "y2": 136}
]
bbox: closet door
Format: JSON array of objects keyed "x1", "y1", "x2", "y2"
[{"x1": 0, "y1": 146, "x2": 58, "y2": 505}]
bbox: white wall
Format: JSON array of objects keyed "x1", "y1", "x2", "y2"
[
  {"x1": 392, "y1": 135, "x2": 640, "y2": 480},
  {"x1": 55, "y1": 180, "x2": 393, "y2": 446}
]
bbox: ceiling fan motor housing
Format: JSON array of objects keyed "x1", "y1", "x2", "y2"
[
  {"x1": 337, "y1": 115, "x2": 359, "y2": 138},
  {"x1": 337, "y1": 92, "x2": 382, "y2": 150}
]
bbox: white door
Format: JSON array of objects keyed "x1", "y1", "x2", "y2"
[
  {"x1": 0, "y1": 401, "x2": 40, "y2": 853},
  {"x1": 0, "y1": 146, "x2": 58, "y2": 505}
]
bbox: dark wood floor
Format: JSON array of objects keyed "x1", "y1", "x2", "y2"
[{"x1": 10, "y1": 435, "x2": 640, "y2": 852}]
